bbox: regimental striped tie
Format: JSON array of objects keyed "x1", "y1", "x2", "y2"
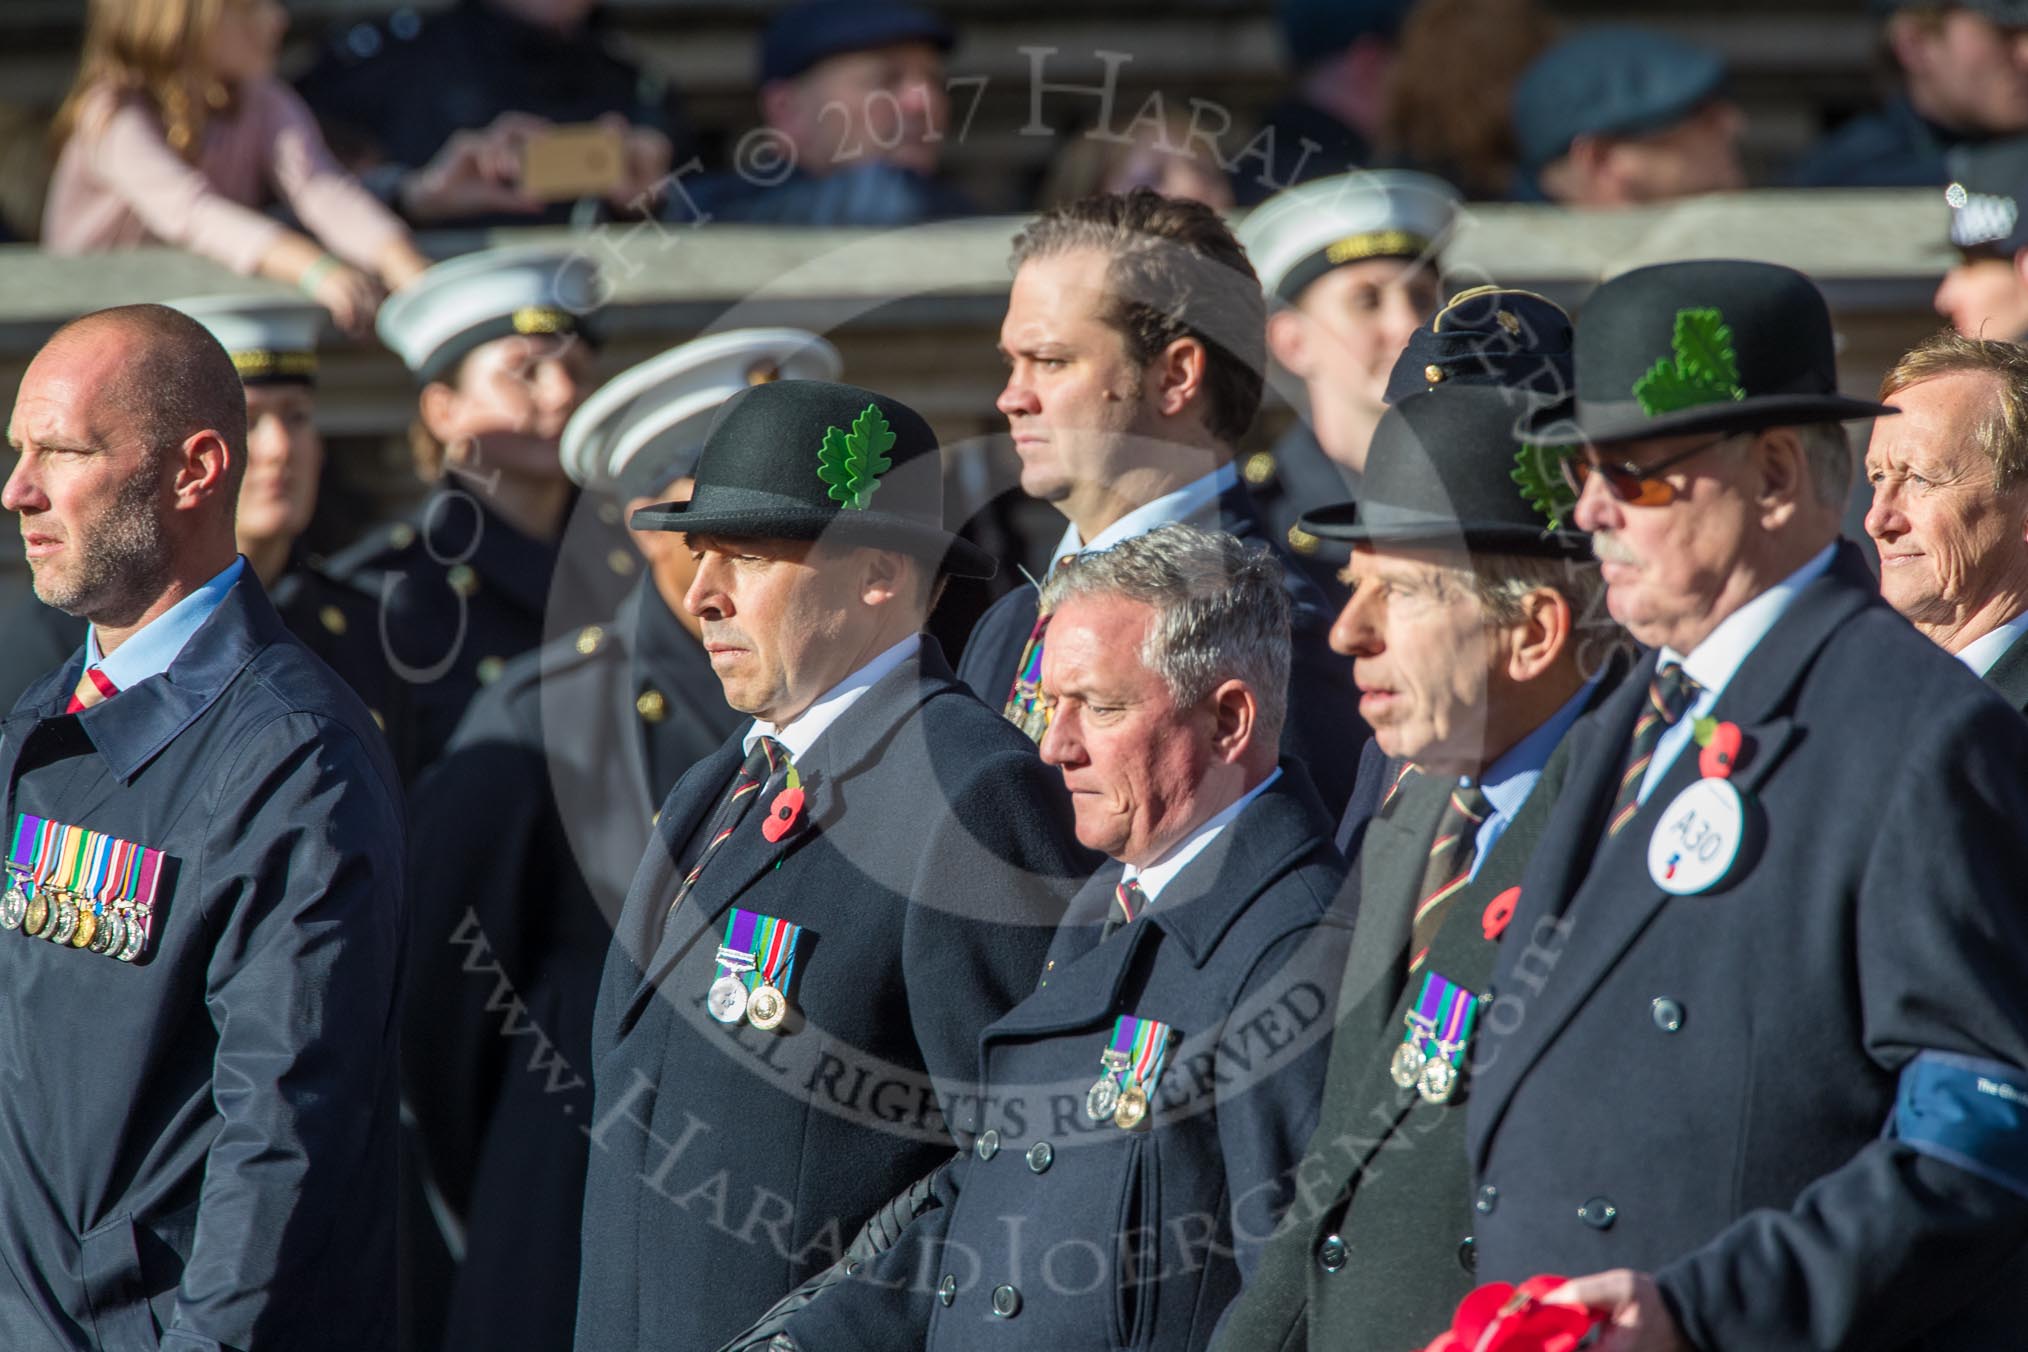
[
  {"x1": 65, "y1": 666, "x2": 118, "y2": 714},
  {"x1": 1101, "y1": 877, "x2": 1149, "y2": 943},
  {"x1": 1410, "y1": 784, "x2": 1492, "y2": 972},
  {"x1": 663, "y1": 736, "x2": 790, "y2": 929},
  {"x1": 1605, "y1": 661, "x2": 1702, "y2": 838}
]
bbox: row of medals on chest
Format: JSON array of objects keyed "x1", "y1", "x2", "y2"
[
  {"x1": 1085, "y1": 1048, "x2": 1154, "y2": 1131},
  {"x1": 1, "y1": 872, "x2": 148, "y2": 962},
  {"x1": 1391, "y1": 1010, "x2": 1467, "y2": 1105}
]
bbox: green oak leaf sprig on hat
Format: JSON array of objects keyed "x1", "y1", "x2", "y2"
[
  {"x1": 1512, "y1": 443, "x2": 1579, "y2": 532},
  {"x1": 1632, "y1": 308, "x2": 1745, "y2": 417},
  {"x1": 817, "y1": 404, "x2": 896, "y2": 510}
]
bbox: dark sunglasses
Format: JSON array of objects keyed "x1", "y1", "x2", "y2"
[{"x1": 1558, "y1": 433, "x2": 1737, "y2": 508}]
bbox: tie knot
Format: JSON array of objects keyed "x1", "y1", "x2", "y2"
[
  {"x1": 743, "y1": 735, "x2": 791, "y2": 781},
  {"x1": 1114, "y1": 878, "x2": 1149, "y2": 925},
  {"x1": 1448, "y1": 783, "x2": 1491, "y2": 826},
  {"x1": 1650, "y1": 662, "x2": 1700, "y2": 725}
]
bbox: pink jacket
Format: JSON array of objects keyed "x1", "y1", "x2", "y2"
[{"x1": 42, "y1": 76, "x2": 410, "y2": 275}]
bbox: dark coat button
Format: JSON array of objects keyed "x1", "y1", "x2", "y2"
[
  {"x1": 1457, "y1": 1236, "x2": 1476, "y2": 1272},
  {"x1": 1318, "y1": 1234, "x2": 1348, "y2": 1273},
  {"x1": 975, "y1": 1129, "x2": 1000, "y2": 1161},
  {"x1": 1027, "y1": 1141, "x2": 1053, "y2": 1173},
  {"x1": 1579, "y1": 1197, "x2": 1618, "y2": 1229},
  {"x1": 1652, "y1": 998, "x2": 1685, "y2": 1033},
  {"x1": 1475, "y1": 1185, "x2": 1498, "y2": 1215},
  {"x1": 990, "y1": 1284, "x2": 1021, "y2": 1318},
  {"x1": 845, "y1": 1258, "x2": 862, "y2": 1275},
  {"x1": 938, "y1": 1274, "x2": 957, "y2": 1306}
]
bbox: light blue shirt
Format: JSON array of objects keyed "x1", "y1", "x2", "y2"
[
  {"x1": 1049, "y1": 462, "x2": 1240, "y2": 572},
  {"x1": 1123, "y1": 766, "x2": 1282, "y2": 905},
  {"x1": 1637, "y1": 543, "x2": 1837, "y2": 804},
  {"x1": 85, "y1": 557, "x2": 245, "y2": 692},
  {"x1": 1957, "y1": 609, "x2": 2028, "y2": 678},
  {"x1": 1459, "y1": 669, "x2": 1607, "y2": 879}
]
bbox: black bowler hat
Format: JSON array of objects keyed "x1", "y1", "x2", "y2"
[
  {"x1": 1571, "y1": 259, "x2": 1894, "y2": 445},
  {"x1": 759, "y1": 0, "x2": 954, "y2": 83},
  {"x1": 1385, "y1": 285, "x2": 1573, "y2": 422},
  {"x1": 630, "y1": 379, "x2": 996, "y2": 579},
  {"x1": 1299, "y1": 385, "x2": 1589, "y2": 559}
]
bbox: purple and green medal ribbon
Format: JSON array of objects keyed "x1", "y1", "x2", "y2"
[
  {"x1": 1101, "y1": 1013, "x2": 1175, "y2": 1097},
  {"x1": 720, "y1": 907, "x2": 803, "y2": 994},
  {"x1": 7, "y1": 813, "x2": 49, "y2": 890},
  {"x1": 1400, "y1": 971, "x2": 1480, "y2": 1071}
]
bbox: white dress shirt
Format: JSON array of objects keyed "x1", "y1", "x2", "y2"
[
  {"x1": 1121, "y1": 767, "x2": 1282, "y2": 906},
  {"x1": 1957, "y1": 609, "x2": 2028, "y2": 678},
  {"x1": 742, "y1": 634, "x2": 921, "y2": 762}
]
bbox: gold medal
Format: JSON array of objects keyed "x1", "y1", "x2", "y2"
[
  {"x1": 23, "y1": 891, "x2": 49, "y2": 938},
  {"x1": 1085, "y1": 1076, "x2": 1120, "y2": 1122},
  {"x1": 70, "y1": 906, "x2": 97, "y2": 950},
  {"x1": 707, "y1": 974, "x2": 750, "y2": 1025},
  {"x1": 1390, "y1": 1041, "x2": 1427, "y2": 1089},
  {"x1": 1417, "y1": 1056, "x2": 1459, "y2": 1105},
  {"x1": 746, "y1": 982, "x2": 787, "y2": 1031},
  {"x1": 1113, "y1": 1083, "x2": 1150, "y2": 1130}
]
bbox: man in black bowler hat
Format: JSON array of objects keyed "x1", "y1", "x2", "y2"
[
  {"x1": 1214, "y1": 288, "x2": 1631, "y2": 1352},
  {"x1": 1467, "y1": 259, "x2": 2028, "y2": 1349},
  {"x1": 572, "y1": 378, "x2": 1089, "y2": 1352},
  {"x1": 967, "y1": 189, "x2": 1364, "y2": 818}
]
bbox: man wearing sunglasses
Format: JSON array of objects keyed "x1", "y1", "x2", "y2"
[{"x1": 1466, "y1": 259, "x2": 2028, "y2": 1350}]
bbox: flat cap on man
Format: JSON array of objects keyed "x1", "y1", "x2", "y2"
[
  {"x1": 759, "y1": 0, "x2": 954, "y2": 83},
  {"x1": 1512, "y1": 28, "x2": 1729, "y2": 171}
]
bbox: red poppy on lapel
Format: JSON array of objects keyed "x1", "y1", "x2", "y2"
[
  {"x1": 1418, "y1": 1274, "x2": 1600, "y2": 1352},
  {"x1": 1483, "y1": 886, "x2": 1521, "y2": 941},
  {"x1": 1697, "y1": 719, "x2": 1743, "y2": 780},
  {"x1": 762, "y1": 786, "x2": 806, "y2": 843}
]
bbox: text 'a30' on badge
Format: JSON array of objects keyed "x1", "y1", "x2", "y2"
[{"x1": 1647, "y1": 720, "x2": 1753, "y2": 895}]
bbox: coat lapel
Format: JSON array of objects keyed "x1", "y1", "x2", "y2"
[
  {"x1": 1468, "y1": 549, "x2": 1872, "y2": 1165},
  {"x1": 1334, "y1": 772, "x2": 1448, "y2": 1046},
  {"x1": 1982, "y1": 627, "x2": 2028, "y2": 715}
]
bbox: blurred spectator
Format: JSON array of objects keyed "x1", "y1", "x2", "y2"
[
  {"x1": 1039, "y1": 109, "x2": 1234, "y2": 211},
  {"x1": 0, "y1": 103, "x2": 51, "y2": 242},
  {"x1": 1379, "y1": 0, "x2": 1556, "y2": 200},
  {"x1": 1232, "y1": 0, "x2": 1416, "y2": 207},
  {"x1": 683, "y1": 0, "x2": 971, "y2": 226},
  {"x1": 1794, "y1": 1, "x2": 2028, "y2": 188},
  {"x1": 1513, "y1": 28, "x2": 1746, "y2": 207},
  {"x1": 42, "y1": 0, "x2": 430, "y2": 335},
  {"x1": 1236, "y1": 170, "x2": 1459, "y2": 596},
  {"x1": 297, "y1": 0, "x2": 685, "y2": 228},
  {"x1": 1936, "y1": 139, "x2": 2028, "y2": 338}
]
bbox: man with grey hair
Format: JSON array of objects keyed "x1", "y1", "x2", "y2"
[
  {"x1": 1867, "y1": 328, "x2": 2028, "y2": 712},
  {"x1": 966, "y1": 188, "x2": 1364, "y2": 817},
  {"x1": 722, "y1": 521, "x2": 1350, "y2": 1352}
]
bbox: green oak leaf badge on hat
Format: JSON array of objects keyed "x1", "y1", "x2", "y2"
[
  {"x1": 817, "y1": 404, "x2": 896, "y2": 510},
  {"x1": 1632, "y1": 308, "x2": 1746, "y2": 417},
  {"x1": 1511, "y1": 443, "x2": 1578, "y2": 532}
]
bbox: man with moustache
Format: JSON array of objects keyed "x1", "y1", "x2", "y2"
[
  {"x1": 1867, "y1": 330, "x2": 2028, "y2": 712},
  {"x1": 0, "y1": 304, "x2": 403, "y2": 1348},
  {"x1": 965, "y1": 189, "x2": 1363, "y2": 815},
  {"x1": 1467, "y1": 260, "x2": 2028, "y2": 1350},
  {"x1": 1213, "y1": 288, "x2": 1629, "y2": 1352},
  {"x1": 573, "y1": 379, "x2": 1088, "y2": 1352}
]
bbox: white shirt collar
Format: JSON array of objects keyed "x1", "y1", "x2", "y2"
[
  {"x1": 1957, "y1": 609, "x2": 2028, "y2": 678},
  {"x1": 1121, "y1": 766, "x2": 1282, "y2": 905},
  {"x1": 741, "y1": 634, "x2": 920, "y2": 763},
  {"x1": 1661, "y1": 543, "x2": 1838, "y2": 698},
  {"x1": 1049, "y1": 463, "x2": 1239, "y2": 573},
  {"x1": 87, "y1": 557, "x2": 245, "y2": 691}
]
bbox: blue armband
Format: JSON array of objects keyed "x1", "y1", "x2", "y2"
[{"x1": 1891, "y1": 1050, "x2": 2028, "y2": 1200}]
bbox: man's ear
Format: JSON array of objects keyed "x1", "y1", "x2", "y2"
[
  {"x1": 858, "y1": 548, "x2": 910, "y2": 609},
  {"x1": 1501, "y1": 585, "x2": 1573, "y2": 684},
  {"x1": 1147, "y1": 336, "x2": 1209, "y2": 419},
  {"x1": 172, "y1": 429, "x2": 233, "y2": 512},
  {"x1": 1207, "y1": 677, "x2": 1259, "y2": 764},
  {"x1": 1751, "y1": 425, "x2": 1813, "y2": 530}
]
